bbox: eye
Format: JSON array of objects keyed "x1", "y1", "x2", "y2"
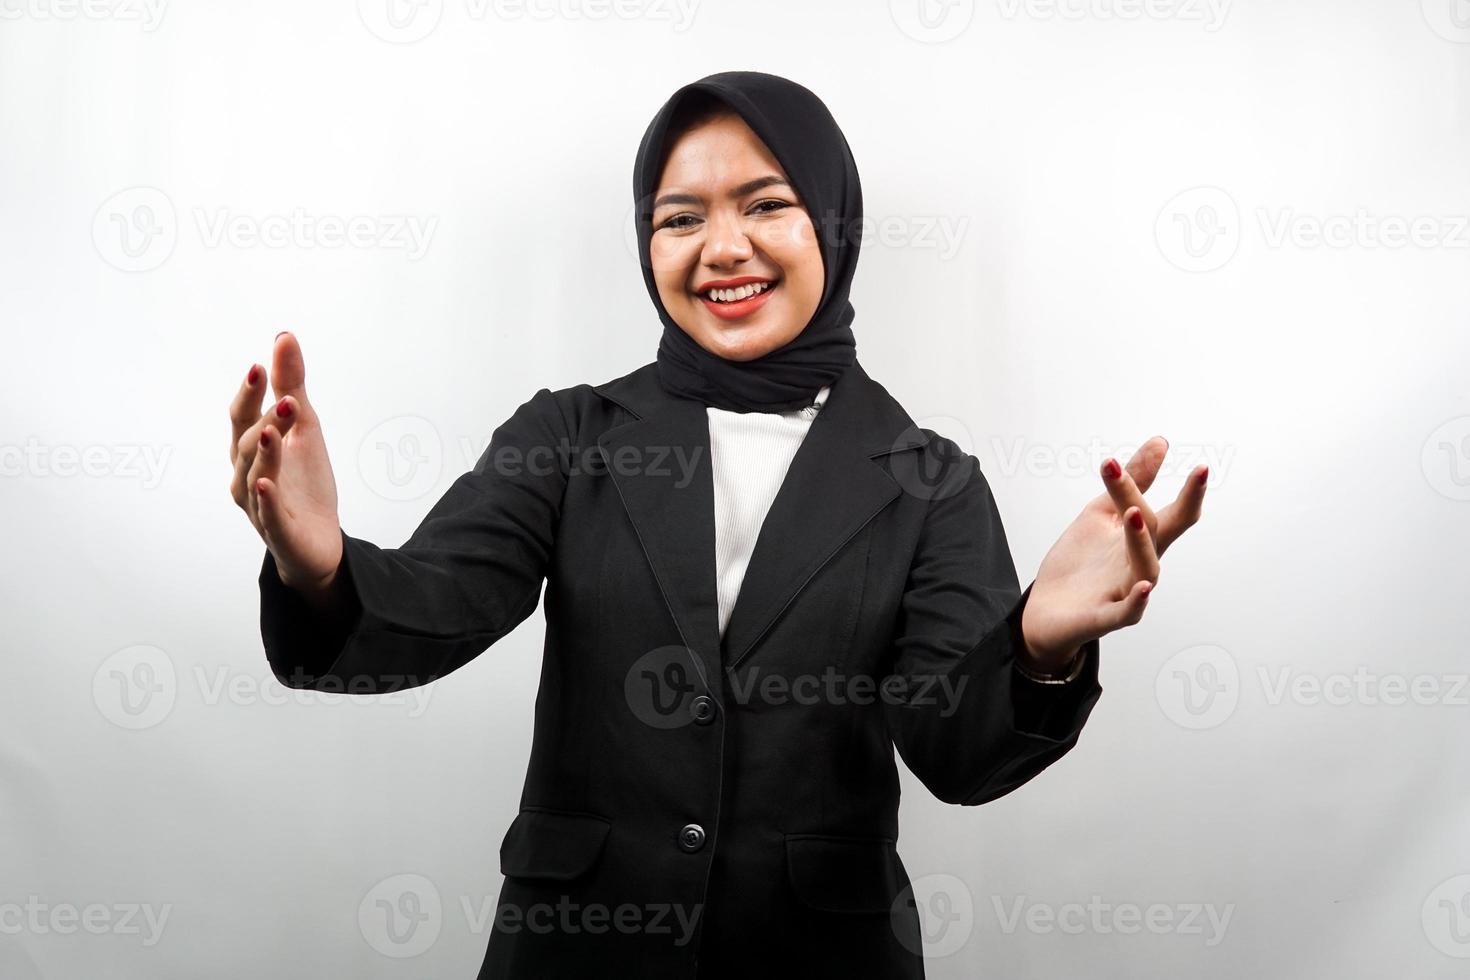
[{"x1": 655, "y1": 200, "x2": 792, "y2": 231}]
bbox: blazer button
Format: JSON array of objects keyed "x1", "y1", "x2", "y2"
[
  {"x1": 691, "y1": 695, "x2": 716, "y2": 725},
  {"x1": 678, "y1": 823, "x2": 706, "y2": 853}
]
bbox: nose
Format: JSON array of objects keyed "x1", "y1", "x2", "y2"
[{"x1": 700, "y1": 206, "x2": 754, "y2": 268}]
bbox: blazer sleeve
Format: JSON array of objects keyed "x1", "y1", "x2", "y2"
[
  {"x1": 884, "y1": 442, "x2": 1103, "y2": 807},
  {"x1": 258, "y1": 387, "x2": 567, "y2": 693}
]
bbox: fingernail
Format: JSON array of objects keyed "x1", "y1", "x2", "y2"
[
  {"x1": 276, "y1": 330, "x2": 289, "y2": 341},
  {"x1": 1198, "y1": 467, "x2": 1209, "y2": 485},
  {"x1": 276, "y1": 398, "x2": 292, "y2": 418},
  {"x1": 247, "y1": 365, "x2": 260, "y2": 384},
  {"x1": 1104, "y1": 459, "x2": 1121, "y2": 479},
  {"x1": 259, "y1": 429, "x2": 271, "y2": 449},
  {"x1": 1129, "y1": 509, "x2": 1144, "y2": 529}
]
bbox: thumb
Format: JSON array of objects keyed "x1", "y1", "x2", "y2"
[
  {"x1": 1099, "y1": 579, "x2": 1153, "y2": 633},
  {"x1": 270, "y1": 331, "x2": 313, "y2": 409}
]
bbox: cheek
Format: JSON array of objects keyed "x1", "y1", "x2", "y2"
[
  {"x1": 650, "y1": 239, "x2": 693, "y2": 299},
  {"x1": 650, "y1": 232, "x2": 682, "y2": 267},
  {"x1": 783, "y1": 250, "x2": 825, "y2": 318},
  {"x1": 769, "y1": 219, "x2": 824, "y2": 309}
]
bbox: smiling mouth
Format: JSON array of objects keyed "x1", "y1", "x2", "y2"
[
  {"x1": 698, "y1": 280, "x2": 777, "y2": 303},
  {"x1": 694, "y1": 279, "x2": 780, "y2": 320}
]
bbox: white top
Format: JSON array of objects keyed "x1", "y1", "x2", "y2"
[{"x1": 706, "y1": 384, "x2": 831, "y2": 638}]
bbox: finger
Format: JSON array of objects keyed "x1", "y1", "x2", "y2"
[
  {"x1": 1156, "y1": 464, "x2": 1208, "y2": 557},
  {"x1": 231, "y1": 396, "x2": 301, "y2": 510},
  {"x1": 1097, "y1": 579, "x2": 1153, "y2": 633},
  {"x1": 254, "y1": 475, "x2": 291, "y2": 552},
  {"x1": 1123, "y1": 435, "x2": 1169, "y2": 494},
  {"x1": 1102, "y1": 456, "x2": 1156, "y2": 533},
  {"x1": 1124, "y1": 505, "x2": 1160, "y2": 583},
  {"x1": 229, "y1": 363, "x2": 266, "y2": 465},
  {"x1": 246, "y1": 432, "x2": 272, "y2": 534},
  {"x1": 247, "y1": 399, "x2": 303, "y2": 517},
  {"x1": 247, "y1": 423, "x2": 284, "y2": 519}
]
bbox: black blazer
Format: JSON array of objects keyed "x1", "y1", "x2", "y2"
[{"x1": 259, "y1": 358, "x2": 1104, "y2": 979}]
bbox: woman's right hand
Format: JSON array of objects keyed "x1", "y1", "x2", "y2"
[{"x1": 229, "y1": 331, "x2": 344, "y2": 600}]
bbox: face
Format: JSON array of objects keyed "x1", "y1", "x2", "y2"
[{"x1": 649, "y1": 112, "x2": 825, "y2": 362}]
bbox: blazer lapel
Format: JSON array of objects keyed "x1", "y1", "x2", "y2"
[
  {"x1": 595, "y1": 388, "x2": 723, "y2": 694},
  {"x1": 592, "y1": 359, "x2": 930, "y2": 690},
  {"x1": 717, "y1": 363, "x2": 928, "y2": 670}
]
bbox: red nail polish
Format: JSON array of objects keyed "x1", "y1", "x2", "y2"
[
  {"x1": 276, "y1": 398, "x2": 291, "y2": 417},
  {"x1": 247, "y1": 365, "x2": 260, "y2": 384},
  {"x1": 1104, "y1": 459, "x2": 1121, "y2": 479},
  {"x1": 1198, "y1": 467, "x2": 1209, "y2": 484},
  {"x1": 1129, "y1": 510, "x2": 1144, "y2": 529},
  {"x1": 259, "y1": 429, "x2": 271, "y2": 448}
]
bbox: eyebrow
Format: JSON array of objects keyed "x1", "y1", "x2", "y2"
[{"x1": 653, "y1": 175, "x2": 792, "y2": 211}]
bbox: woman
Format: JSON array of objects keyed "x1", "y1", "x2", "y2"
[{"x1": 228, "y1": 71, "x2": 1206, "y2": 979}]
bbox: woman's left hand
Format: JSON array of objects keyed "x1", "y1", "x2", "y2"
[{"x1": 1019, "y1": 436, "x2": 1208, "y2": 673}]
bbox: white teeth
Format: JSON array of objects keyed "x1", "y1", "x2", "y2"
[{"x1": 705, "y1": 281, "x2": 772, "y2": 303}]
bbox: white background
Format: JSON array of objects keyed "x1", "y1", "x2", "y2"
[{"x1": 2, "y1": 0, "x2": 1469, "y2": 977}]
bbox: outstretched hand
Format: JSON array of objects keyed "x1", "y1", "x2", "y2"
[
  {"x1": 228, "y1": 331, "x2": 344, "y2": 597},
  {"x1": 1019, "y1": 436, "x2": 1207, "y2": 673}
]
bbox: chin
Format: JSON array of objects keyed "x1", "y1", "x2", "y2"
[{"x1": 689, "y1": 323, "x2": 793, "y2": 362}]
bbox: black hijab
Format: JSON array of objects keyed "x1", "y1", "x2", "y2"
[{"x1": 631, "y1": 71, "x2": 862, "y2": 413}]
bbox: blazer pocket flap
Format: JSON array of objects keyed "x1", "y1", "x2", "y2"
[
  {"x1": 500, "y1": 809, "x2": 612, "y2": 881},
  {"x1": 785, "y1": 834, "x2": 900, "y2": 914}
]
